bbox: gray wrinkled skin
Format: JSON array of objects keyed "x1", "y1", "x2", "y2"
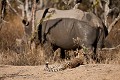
[{"x1": 40, "y1": 18, "x2": 104, "y2": 50}]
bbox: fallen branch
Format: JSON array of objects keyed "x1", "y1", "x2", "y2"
[
  {"x1": 102, "y1": 44, "x2": 120, "y2": 50},
  {"x1": 108, "y1": 13, "x2": 120, "y2": 33}
]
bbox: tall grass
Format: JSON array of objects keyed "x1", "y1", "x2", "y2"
[{"x1": 0, "y1": 11, "x2": 46, "y2": 65}]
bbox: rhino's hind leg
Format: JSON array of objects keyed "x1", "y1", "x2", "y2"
[{"x1": 95, "y1": 28, "x2": 105, "y2": 63}]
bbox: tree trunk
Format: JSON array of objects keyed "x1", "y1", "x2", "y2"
[{"x1": 1, "y1": 0, "x2": 6, "y2": 20}]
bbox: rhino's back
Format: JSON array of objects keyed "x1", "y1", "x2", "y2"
[
  {"x1": 35, "y1": 8, "x2": 84, "y2": 24},
  {"x1": 42, "y1": 18, "x2": 97, "y2": 49}
]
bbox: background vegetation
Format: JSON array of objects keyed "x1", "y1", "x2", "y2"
[{"x1": 0, "y1": 0, "x2": 120, "y2": 65}]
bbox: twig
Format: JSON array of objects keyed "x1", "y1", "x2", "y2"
[
  {"x1": 16, "y1": 0, "x2": 24, "y2": 5},
  {"x1": 31, "y1": 0, "x2": 36, "y2": 33},
  {"x1": 104, "y1": 0, "x2": 110, "y2": 28},
  {"x1": 6, "y1": 0, "x2": 23, "y2": 20},
  {"x1": 73, "y1": 3, "x2": 80, "y2": 9},
  {"x1": 108, "y1": 13, "x2": 120, "y2": 33}
]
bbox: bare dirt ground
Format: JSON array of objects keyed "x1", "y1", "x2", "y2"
[{"x1": 0, "y1": 64, "x2": 120, "y2": 80}]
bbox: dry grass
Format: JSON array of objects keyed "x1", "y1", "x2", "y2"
[
  {"x1": 97, "y1": 46, "x2": 120, "y2": 64},
  {"x1": 0, "y1": 8, "x2": 120, "y2": 66},
  {"x1": 0, "y1": 47, "x2": 45, "y2": 65},
  {"x1": 0, "y1": 15, "x2": 23, "y2": 49},
  {"x1": 0, "y1": 11, "x2": 46, "y2": 65}
]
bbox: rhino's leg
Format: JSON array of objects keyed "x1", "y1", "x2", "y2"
[
  {"x1": 96, "y1": 28, "x2": 105, "y2": 50},
  {"x1": 96, "y1": 28, "x2": 105, "y2": 63}
]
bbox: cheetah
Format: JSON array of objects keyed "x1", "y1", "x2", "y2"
[
  {"x1": 44, "y1": 57, "x2": 84, "y2": 72},
  {"x1": 44, "y1": 51, "x2": 84, "y2": 72}
]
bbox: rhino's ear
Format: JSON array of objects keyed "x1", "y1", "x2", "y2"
[{"x1": 22, "y1": 19, "x2": 29, "y2": 26}]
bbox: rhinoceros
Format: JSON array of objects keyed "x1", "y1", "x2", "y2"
[
  {"x1": 38, "y1": 18, "x2": 105, "y2": 61},
  {"x1": 22, "y1": 8, "x2": 107, "y2": 62},
  {"x1": 22, "y1": 8, "x2": 107, "y2": 39},
  {"x1": 35, "y1": 8, "x2": 108, "y2": 36}
]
